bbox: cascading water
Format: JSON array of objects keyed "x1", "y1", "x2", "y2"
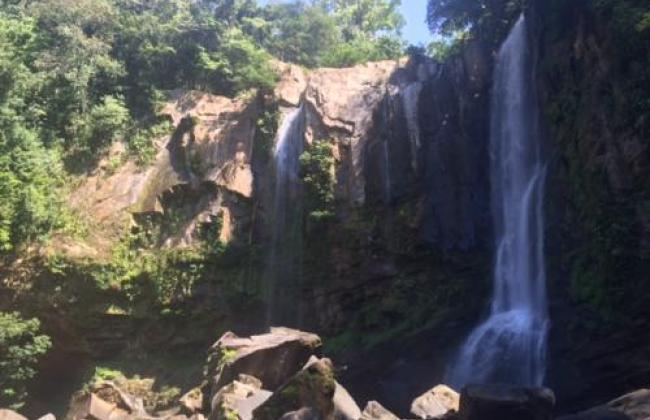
[
  {"x1": 447, "y1": 15, "x2": 549, "y2": 387},
  {"x1": 266, "y1": 105, "x2": 305, "y2": 327},
  {"x1": 402, "y1": 82, "x2": 423, "y2": 172}
]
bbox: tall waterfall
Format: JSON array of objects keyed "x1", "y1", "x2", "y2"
[
  {"x1": 402, "y1": 82, "x2": 422, "y2": 172},
  {"x1": 447, "y1": 16, "x2": 549, "y2": 387},
  {"x1": 266, "y1": 105, "x2": 305, "y2": 327}
]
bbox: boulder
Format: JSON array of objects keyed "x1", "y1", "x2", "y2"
[
  {"x1": 66, "y1": 392, "x2": 132, "y2": 420},
  {"x1": 557, "y1": 389, "x2": 650, "y2": 420},
  {"x1": 206, "y1": 328, "x2": 321, "y2": 395},
  {"x1": 411, "y1": 385, "x2": 460, "y2": 419},
  {"x1": 36, "y1": 414, "x2": 56, "y2": 420},
  {"x1": 333, "y1": 383, "x2": 362, "y2": 420},
  {"x1": 253, "y1": 358, "x2": 337, "y2": 420},
  {"x1": 279, "y1": 407, "x2": 322, "y2": 420},
  {"x1": 0, "y1": 410, "x2": 28, "y2": 420},
  {"x1": 361, "y1": 401, "x2": 399, "y2": 420},
  {"x1": 92, "y1": 381, "x2": 148, "y2": 417},
  {"x1": 458, "y1": 385, "x2": 554, "y2": 420},
  {"x1": 556, "y1": 408, "x2": 631, "y2": 420},
  {"x1": 608, "y1": 389, "x2": 650, "y2": 420},
  {"x1": 209, "y1": 375, "x2": 270, "y2": 420},
  {"x1": 180, "y1": 387, "x2": 204, "y2": 414},
  {"x1": 232, "y1": 389, "x2": 273, "y2": 420}
]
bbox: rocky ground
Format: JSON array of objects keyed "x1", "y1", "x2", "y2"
[{"x1": 5, "y1": 328, "x2": 648, "y2": 420}]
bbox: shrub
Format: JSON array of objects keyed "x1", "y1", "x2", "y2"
[
  {"x1": 0, "y1": 312, "x2": 52, "y2": 410},
  {"x1": 299, "y1": 141, "x2": 336, "y2": 227}
]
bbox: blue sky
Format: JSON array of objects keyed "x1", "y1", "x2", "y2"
[
  {"x1": 257, "y1": 1, "x2": 432, "y2": 45},
  {"x1": 399, "y1": 1, "x2": 431, "y2": 45}
]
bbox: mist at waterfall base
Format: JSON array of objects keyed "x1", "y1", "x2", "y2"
[
  {"x1": 446, "y1": 16, "x2": 550, "y2": 388},
  {"x1": 265, "y1": 105, "x2": 306, "y2": 328}
]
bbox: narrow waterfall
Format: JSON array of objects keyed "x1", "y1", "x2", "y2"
[
  {"x1": 447, "y1": 16, "x2": 549, "y2": 387},
  {"x1": 266, "y1": 105, "x2": 305, "y2": 327},
  {"x1": 402, "y1": 82, "x2": 422, "y2": 172}
]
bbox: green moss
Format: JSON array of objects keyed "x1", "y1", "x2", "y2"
[{"x1": 254, "y1": 102, "x2": 280, "y2": 161}]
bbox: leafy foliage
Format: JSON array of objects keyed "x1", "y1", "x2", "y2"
[
  {"x1": 0, "y1": 312, "x2": 52, "y2": 410},
  {"x1": 426, "y1": 0, "x2": 522, "y2": 49},
  {"x1": 261, "y1": 0, "x2": 405, "y2": 68},
  {"x1": 300, "y1": 141, "x2": 336, "y2": 227}
]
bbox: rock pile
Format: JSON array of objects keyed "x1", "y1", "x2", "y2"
[{"x1": 6, "y1": 328, "x2": 649, "y2": 420}]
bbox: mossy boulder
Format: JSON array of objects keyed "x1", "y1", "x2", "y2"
[
  {"x1": 205, "y1": 328, "x2": 321, "y2": 397},
  {"x1": 252, "y1": 358, "x2": 337, "y2": 420}
]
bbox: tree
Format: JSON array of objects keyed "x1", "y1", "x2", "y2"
[
  {"x1": 262, "y1": 2, "x2": 340, "y2": 68},
  {"x1": 317, "y1": 0, "x2": 404, "y2": 38},
  {"x1": 260, "y1": 0, "x2": 406, "y2": 68},
  {"x1": 0, "y1": 11, "x2": 68, "y2": 252},
  {"x1": 0, "y1": 312, "x2": 51, "y2": 410},
  {"x1": 426, "y1": 0, "x2": 522, "y2": 39}
]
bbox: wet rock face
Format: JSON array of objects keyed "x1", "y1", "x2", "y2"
[
  {"x1": 418, "y1": 43, "x2": 492, "y2": 251},
  {"x1": 526, "y1": 0, "x2": 650, "y2": 412}
]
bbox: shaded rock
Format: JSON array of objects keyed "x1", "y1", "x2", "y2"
[
  {"x1": 232, "y1": 389, "x2": 273, "y2": 420},
  {"x1": 92, "y1": 381, "x2": 148, "y2": 417},
  {"x1": 608, "y1": 389, "x2": 650, "y2": 420},
  {"x1": 207, "y1": 328, "x2": 321, "y2": 394},
  {"x1": 361, "y1": 401, "x2": 399, "y2": 420},
  {"x1": 556, "y1": 408, "x2": 631, "y2": 420},
  {"x1": 0, "y1": 410, "x2": 28, "y2": 420},
  {"x1": 558, "y1": 389, "x2": 650, "y2": 420},
  {"x1": 458, "y1": 385, "x2": 554, "y2": 420},
  {"x1": 66, "y1": 392, "x2": 132, "y2": 420},
  {"x1": 180, "y1": 387, "x2": 204, "y2": 414},
  {"x1": 279, "y1": 407, "x2": 322, "y2": 420},
  {"x1": 253, "y1": 358, "x2": 336, "y2": 420},
  {"x1": 209, "y1": 376, "x2": 266, "y2": 420},
  {"x1": 333, "y1": 383, "x2": 362, "y2": 420},
  {"x1": 411, "y1": 385, "x2": 459, "y2": 419}
]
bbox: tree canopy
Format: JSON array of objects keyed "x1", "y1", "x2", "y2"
[{"x1": 0, "y1": 0, "x2": 409, "y2": 256}]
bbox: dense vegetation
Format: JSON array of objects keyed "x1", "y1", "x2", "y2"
[
  {"x1": 0, "y1": 312, "x2": 51, "y2": 409},
  {"x1": 0, "y1": 0, "x2": 407, "y2": 259}
]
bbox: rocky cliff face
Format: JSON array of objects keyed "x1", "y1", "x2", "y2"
[
  {"x1": 9, "y1": 51, "x2": 497, "y2": 416},
  {"x1": 530, "y1": 0, "x2": 650, "y2": 412}
]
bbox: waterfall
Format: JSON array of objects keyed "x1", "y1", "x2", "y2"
[
  {"x1": 402, "y1": 82, "x2": 422, "y2": 172},
  {"x1": 266, "y1": 105, "x2": 305, "y2": 327},
  {"x1": 447, "y1": 15, "x2": 549, "y2": 387}
]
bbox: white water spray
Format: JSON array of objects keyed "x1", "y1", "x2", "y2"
[
  {"x1": 447, "y1": 15, "x2": 549, "y2": 387},
  {"x1": 266, "y1": 105, "x2": 305, "y2": 327}
]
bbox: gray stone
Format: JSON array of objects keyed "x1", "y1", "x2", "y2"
[
  {"x1": 278, "y1": 407, "x2": 322, "y2": 420},
  {"x1": 207, "y1": 328, "x2": 321, "y2": 394},
  {"x1": 411, "y1": 385, "x2": 459, "y2": 419},
  {"x1": 361, "y1": 401, "x2": 399, "y2": 420},
  {"x1": 333, "y1": 383, "x2": 362, "y2": 420},
  {"x1": 0, "y1": 410, "x2": 28, "y2": 420},
  {"x1": 608, "y1": 389, "x2": 650, "y2": 420},
  {"x1": 233, "y1": 390, "x2": 272, "y2": 420}
]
